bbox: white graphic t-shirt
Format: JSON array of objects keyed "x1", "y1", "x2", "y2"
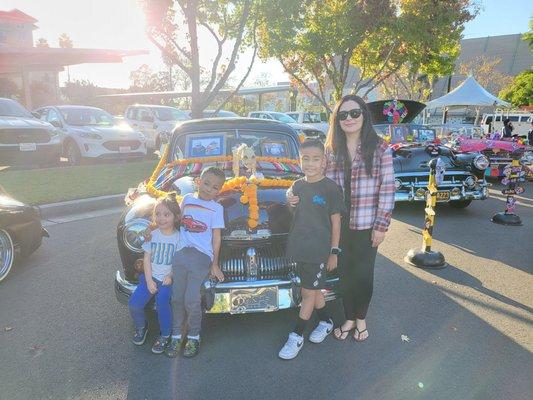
[
  {"x1": 141, "y1": 228, "x2": 180, "y2": 281},
  {"x1": 178, "y1": 193, "x2": 225, "y2": 260}
]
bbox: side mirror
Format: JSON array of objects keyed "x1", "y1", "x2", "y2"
[
  {"x1": 50, "y1": 120, "x2": 62, "y2": 128},
  {"x1": 141, "y1": 115, "x2": 154, "y2": 123}
]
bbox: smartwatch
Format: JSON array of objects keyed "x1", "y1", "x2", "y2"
[{"x1": 330, "y1": 247, "x2": 342, "y2": 255}]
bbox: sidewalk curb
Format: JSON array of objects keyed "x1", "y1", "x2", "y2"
[{"x1": 39, "y1": 194, "x2": 125, "y2": 219}]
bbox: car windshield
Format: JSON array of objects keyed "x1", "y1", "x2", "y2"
[
  {"x1": 152, "y1": 107, "x2": 188, "y2": 121},
  {"x1": 60, "y1": 108, "x2": 115, "y2": 126},
  {"x1": 271, "y1": 113, "x2": 296, "y2": 123},
  {"x1": 173, "y1": 129, "x2": 298, "y2": 161},
  {"x1": 0, "y1": 99, "x2": 33, "y2": 118}
]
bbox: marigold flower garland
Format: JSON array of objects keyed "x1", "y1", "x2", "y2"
[{"x1": 145, "y1": 148, "x2": 297, "y2": 228}]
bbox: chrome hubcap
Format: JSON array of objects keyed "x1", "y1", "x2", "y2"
[{"x1": 0, "y1": 230, "x2": 14, "y2": 280}]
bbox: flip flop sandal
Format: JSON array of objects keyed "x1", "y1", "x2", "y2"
[
  {"x1": 333, "y1": 325, "x2": 354, "y2": 341},
  {"x1": 354, "y1": 328, "x2": 369, "y2": 342}
]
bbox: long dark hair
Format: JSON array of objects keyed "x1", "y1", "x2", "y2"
[{"x1": 325, "y1": 94, "x2": 380, "y2": 176}]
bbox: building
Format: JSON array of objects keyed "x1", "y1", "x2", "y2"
[{"x1": 0, "y1": 8, "x2": 147, "y2": 109}]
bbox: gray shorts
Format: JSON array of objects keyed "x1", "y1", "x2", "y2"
[{"x1": 297, "y1": 262, "x2": 326, "y2": 290}]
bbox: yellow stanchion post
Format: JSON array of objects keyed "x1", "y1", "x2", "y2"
[{"x1": 405, "y1": 155, "x2": 447, "y2": 269}]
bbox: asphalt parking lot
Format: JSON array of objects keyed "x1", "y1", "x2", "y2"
[{"x1": 0, "y1": 182, "x2": 531, "y2": 400}]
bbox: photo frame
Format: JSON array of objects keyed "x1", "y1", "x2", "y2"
[
  {"x1": 187, "y1": 134, "x2": 224, "y2": 157},
  {"x1": 261, "y1": 141, "x2": 288, "y2": 157}
]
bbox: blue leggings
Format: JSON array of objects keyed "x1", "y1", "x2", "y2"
[{"x1": 128, "y1": 274, "x2": 172, "y2": 337}]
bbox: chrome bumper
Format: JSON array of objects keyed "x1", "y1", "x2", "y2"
[
  {"x1": 114, "y1": 270, "x2": 339, "y2": 314},
  {"x1": 395, "y1": 183, "x2": 488, "y2": 202}
]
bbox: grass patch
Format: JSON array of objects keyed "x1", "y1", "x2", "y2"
[{"x1": 0, "y1": 160, "x2": 157, "y2": 205}]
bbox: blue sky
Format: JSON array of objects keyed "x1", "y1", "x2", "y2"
[{"x1": 2, "y1": 0, "x2": 532, "y2": 88}]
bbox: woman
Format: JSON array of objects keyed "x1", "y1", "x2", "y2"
[{"x1": 325, "y1": 94, "x2": 394, "y2": 342}]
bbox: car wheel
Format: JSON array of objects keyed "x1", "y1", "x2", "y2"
[
  {"x1": 0, "y1": 229, "x2": 15, "y2": 283},
  {"x1": 65, "y1": 141, "x2": 82, "y2": 166},
  {"x1": 449, "y1": 200, "x2": 472, "y2": 208}
]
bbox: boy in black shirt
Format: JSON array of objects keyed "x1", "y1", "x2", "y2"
[{"x1": 279, "y1": 139, "x2": 345, "y2": 360}]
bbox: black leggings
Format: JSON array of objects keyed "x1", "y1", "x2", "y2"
[{"x1": 339, "y1": 228, "x2": 377, "y2": 320}]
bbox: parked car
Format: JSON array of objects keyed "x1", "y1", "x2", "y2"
[
  {"x1": 286, "y1": 111, "x2": 329, "y2": 134},
  {"x1": 33, "y1": 105, "x2": 147, "y2": 166},
  {"x1": 115, "y1": 118, "x2": 339, "y2": 314},
  {"x1": 0, "y1": 185, "x2": 48, "y2": 282},
  {"x1": 248, "y1": 111, "x2": 325, "y2": 141},
  {"x1": 481, "y1": 112, "x2": 532, "y2": 137},
  {"x1": 369, "y1": 100, "x2": 489, "y2": 208},
  {"x1": 124, "y1": 104, "x2": 189, "y2": 152},
  {"x1": 0, "y1": 98, "x2": 62, "y2": 166}
]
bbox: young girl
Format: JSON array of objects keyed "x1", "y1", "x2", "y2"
[{"x1": 128, "y1": 194, "x2": 180, "y2": 354}]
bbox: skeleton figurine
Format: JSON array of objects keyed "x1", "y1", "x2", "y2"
[
  {"x1": 435, "y1": 157, "x2": 446, "y2": 186},
  {"x1": 232, "y1": 144, "x2": 264, "y2": 179}
]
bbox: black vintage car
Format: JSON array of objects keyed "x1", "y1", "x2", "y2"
[
  {"x1": 0, "y1": 185, "x2": 49, "y2": 282},
  {"x1": 115, "y1": 118, "x2": 339, "y2": 314},
  {"x1": 368, "y1": 100, "x2": 489, "y2": 208}
]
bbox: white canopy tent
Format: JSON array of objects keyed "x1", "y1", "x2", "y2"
[{"x1": 425, "y1": 76, "x2": 511, "y2": 124}]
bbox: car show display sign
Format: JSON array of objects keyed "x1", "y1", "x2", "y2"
[{"x1": 491, "y1": 159, "x2": 526, "y2": 226}]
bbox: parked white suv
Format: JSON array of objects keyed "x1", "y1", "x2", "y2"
[
  {"x1": 286, "y1": 111, "x2": 329, "y2": 134},
  {"x1": 248, "y1": 111, "x2": 325, "y2": 141},
  {"x1": 125, "y1": 105, "x2": 189, "y2": 152}
]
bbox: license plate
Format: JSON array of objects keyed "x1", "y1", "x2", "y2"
[
  {"x1": 436, "y1": 191, "x2": 450, "y2": 202},
  {"x1": 229, "y1": 287, "x2": 278, "y2": 313},
  {"x1": 118, "y1": 146, "x2": 130, "y2": 153},
  {"x1": 19, "y1": 143, "x2": 36, "y2": 152}
]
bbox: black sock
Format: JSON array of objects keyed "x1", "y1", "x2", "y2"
[
  {"x1": 293, "y1": 317, "x2": 308, "y2": 336},
  {"x1": 316, "y1": 305, "x2": 331, "y2": 323}
]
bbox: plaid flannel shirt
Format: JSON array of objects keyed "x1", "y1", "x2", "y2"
[{"x1": 325, "y1": 140, "x2": 395, "y2": 233}]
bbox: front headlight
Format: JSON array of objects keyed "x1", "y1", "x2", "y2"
[
  {"x1": 473, "y1": 154, "x2": 489, "y2": 170},
  {"x1": 122, "y1": 218, "x2": 150, "y2": 252},
  {"x1": 79, "y1": 131, "x2": 102, "y2": 140},
  {"x1": 137, "y1": 132, "x2": 146, "y2": 141}
]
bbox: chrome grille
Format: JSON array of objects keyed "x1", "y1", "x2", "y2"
[
  {"x1": 0, "y1": 129, "x2": 51, "y2": 144},
  {"x1": 396, "y1": 173, "x2": 475, "y2": 188},
  {"x1": 221, "y1": 243, "x2": 295, "y2": 281},
  {"x1": 103, "y1": 140, "x2": 141, "y2": 151}
]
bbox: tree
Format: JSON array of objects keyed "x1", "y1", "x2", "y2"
[
  {"x1": 499, "y1": 69, "x2": 533, "y2": 107},
  {"x1": 129, "y1": 64, "x2": 189, "y2": 92},
  {"x1": 458, "y1": 56, "x2": 513, "y2": 95},
  {"x1": 143, "y1": 0, "x2": 259, "y2": 118},
  {"x1": 58, "y1": 33, "x2": 73, "y2": 48},
  {"x1": 257, "y1": 0, "x2": 478, "y2": 112},
  {"x1": 35, "y1": 38, "x2": 49, "y2": 48}
]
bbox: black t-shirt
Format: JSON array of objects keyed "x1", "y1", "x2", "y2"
[{"x1": 287, "y1": 177, "x2": 346, "y2": 263}]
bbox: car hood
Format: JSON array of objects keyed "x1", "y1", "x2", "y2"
[
  {"x1": 392, "y1": 145, "x2": 473, "y2": 173},
  {"x1": 0, "y1": 194, "x2": 28, "y2": 212},
  {"x1": 0, "y1": 116, "x2": 54, "y2": 130},
  {"x1": 124, "y1": 178, "x2": 294, "y2": 238}
]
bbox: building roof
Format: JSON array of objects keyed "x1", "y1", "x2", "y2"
[
  {"x1": 0, "y1": 47, "x2": 148, "y2": 74},
  {"x1": 0, "y1": 9, "x2": 38, "y2": 24}
]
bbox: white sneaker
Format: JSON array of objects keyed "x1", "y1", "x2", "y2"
[
  {"x1": 278, "y1": 332, "x2": 304, "y2": 360},
  {"x1": 309, "y1": 320, "x2": 333, "y2": 343}
]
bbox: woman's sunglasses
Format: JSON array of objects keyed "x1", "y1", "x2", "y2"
[{"x1": 338, "y1": 108, "x2": 362, "y2": 121}]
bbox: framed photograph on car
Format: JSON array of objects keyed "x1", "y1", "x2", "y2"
[
  {"x1": 261, "y1": 141, "x2": 288, "y2": 157},
  {"x1": 187, "y1": 135, "x2": 224, "y2": 157}
]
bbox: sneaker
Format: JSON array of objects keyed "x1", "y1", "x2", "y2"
[
  {"x1": 309, "y1": 319, "x2": 333, "y2": 344},
  {"x1": 183, "y1": 338, "x2": 200, "y2": 358},
  {"x1": 165, "y1": 337, "x2": 182, "y2": 358},
  {"x1": 278, "y1": 332, "x2": 304, "y2": 360},
  {"x1": 132, "y1": 324, "x2": 148, "y2": 346},
  {"x1": 151, "y1": 335, "x2": 170, "y2": 354}
]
